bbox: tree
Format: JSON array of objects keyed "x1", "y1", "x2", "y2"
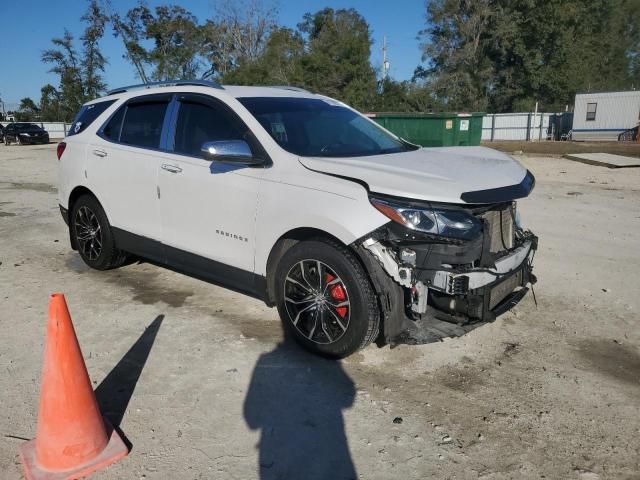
[
  {"x1": 42, "y1": 0, "x2": 109, "y2": 120},
  {"x1": 418, "y1": 0, "x2": 640, "y2": 112},
  {"x1": 15, "y1": 98, "x2": 40, "y2": 121},
  {"x1": 39, "y1": 85, "x2": 63, "y2": 121},
  {"x1": 222, "y1": 27, "x2": 304, "y2": 85},
  {"x1": 81, "y1": 0, "x2": 109, "y2": 99},
  {"x1": 373, "y1": 79, "x2": 442, "y2": 113},
  {"x1": 106, "y1": 0, "x2": 150, "y2": 83},
  {"x1": 111, "y1": 2, "x2": 202, "y2": 81},
  {"x1": 42, "y1": 30, "x2": 84, "y2": 120},
  {"x1": 202, "y1": 0, "x2": 278, "y2": 79},
  {"x1": 417, "y1": 0, "x2": 494, "y2": 111},
  {"x1": 298, "y1": 8, "x2": 377, "y2": 110}
]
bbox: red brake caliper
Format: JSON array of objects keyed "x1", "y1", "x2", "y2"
[{"x1": 325, "y1": 273, "x2": 347, "y2": 318}]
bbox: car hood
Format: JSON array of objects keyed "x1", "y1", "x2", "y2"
[{"x1": 299, "y1": 146, "x2": 533, "y2": 204}]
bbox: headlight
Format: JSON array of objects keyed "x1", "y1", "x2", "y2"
[{"x1": 370, "y1": 196, "x2": 482, "y2": 240}]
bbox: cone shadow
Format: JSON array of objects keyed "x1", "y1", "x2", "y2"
[{"x1": 95, "y1": 315, "x2": 164, "y2": 430}]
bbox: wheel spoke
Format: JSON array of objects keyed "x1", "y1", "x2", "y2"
[
  {"x1": 292, "y1": 302, "x2": 316, "y2": 326},
  {"x1": 323, "y1": 276, "x2": 341, "y2": 294},
  {"x1": 286, "y1": 276, "x2": 312, "y2": 294},
  {"x1": 326, "y1": 305, "x2": 348, "y2": 332},
  {"x1": 326, "y1": 299, "x2": 350, "y2": 309},
  {"x1": 316, "y1": 260, "x2": 323, "y2": 290},
  {"x1": 307, "y1": 308, "x2": 319, "y2": 339},
  {"x1": 320, "y1": 308, "x2": 334, "y2": 341},
  {"x1": 285, "y1": 295, "x2": 314, "y2": 305},
  {"x1": 298, "y1": 261, "x2": 315, "y2": 291}
]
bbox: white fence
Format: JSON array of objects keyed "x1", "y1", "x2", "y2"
[
  {"x1": 482, "y1": 113, "x2": 552, "y2": 141},
  {"x1": 37, "y1": 122, "x2": 72, "y2": 139}
]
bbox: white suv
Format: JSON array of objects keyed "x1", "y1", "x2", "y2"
[{"x1": 57, "y1": 80, "x2": 537, "y2": 358}]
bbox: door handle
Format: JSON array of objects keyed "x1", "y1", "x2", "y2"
[
  {"x1": 92, "y1": 149, "x2": 107, "y2": 157},
  {"x1": 161, "y1": 164, "x2": 182, "y2": 174}
]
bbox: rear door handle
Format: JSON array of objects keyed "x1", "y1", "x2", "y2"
[
  {"x1": 92, "y1": 149, "x2": 107, "y2": 157},
  {"x1": 161, "y1": 164, "x2": 182, "y2": 174}
]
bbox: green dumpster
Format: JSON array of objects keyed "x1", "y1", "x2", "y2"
[{"x1": 368, "y1": 112, "x2": 484, "y2": 147}]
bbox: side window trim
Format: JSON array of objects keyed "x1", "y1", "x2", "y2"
[
  {"x1": 97, "y1": 93, "x2": 173, "y2": 151},
  {"x1": 161, "y1": 95, "x2": 180, "y2": 151}
]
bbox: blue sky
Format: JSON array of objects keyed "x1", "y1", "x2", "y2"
[{"x1": 0, "y1": 0, "x2": 426, "y2": 106}]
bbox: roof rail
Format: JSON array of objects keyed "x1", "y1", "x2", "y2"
[
  {"x1": 107, "y1": 79, "x2": 224, "y2": 95},
  {"x1": 263, "y1": 85, "x2": 310, "y2": 93}
]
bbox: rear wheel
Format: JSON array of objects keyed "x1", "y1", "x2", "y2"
[
  {"x1": 275, "y1": 239, "x2": 379, "y2": 358},
  {"x1": 70, "y1": 194, "x2": 127, "y2": 270}
]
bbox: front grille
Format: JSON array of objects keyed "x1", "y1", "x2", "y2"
[{"x1": 479, "y1": 204, "x2": 514, "y2": 254}]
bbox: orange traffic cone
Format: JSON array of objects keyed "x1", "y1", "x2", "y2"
[{"x1": 19, "y1": 293, "x2": 128, "y2": 480}]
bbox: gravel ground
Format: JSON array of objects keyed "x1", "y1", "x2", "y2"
[{"x1": 0, "y1": 144, "x2": 639, "y2": 479}]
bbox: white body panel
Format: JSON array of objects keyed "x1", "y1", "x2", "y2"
[
  {"x1": 85, "y1": 138, "x2": 162, "y2": 239},
  {"x1": 157, "y1": 152, "x2": 262, "y2": 272},
  {"x1": 299, "y1": 146, "x2": 528, "y2": 203},
  {"x1": 252, "y1": 154, "x2": 389, "y2": 276}
]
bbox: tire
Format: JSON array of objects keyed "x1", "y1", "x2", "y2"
[
  {"x1": 274, "y1": 239, "x2": 380, "y2": 358},
  {"x1": 70, "y1": 194, "x2": 127, "y2": 270}
]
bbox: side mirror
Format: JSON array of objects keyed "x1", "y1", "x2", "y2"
[{"x1": 200, "y1": 140, "x2": 262, "y2": 166}]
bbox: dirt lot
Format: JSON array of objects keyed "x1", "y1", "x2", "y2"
[
  {"x1": 485, "y1": 140, "x2": 640, "y2": 158},
  {"x1": 1, "y1": 144, "x2": 639, "y2": 479}
]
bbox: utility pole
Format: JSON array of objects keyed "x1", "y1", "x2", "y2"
[{"x1": 381, "y1": 35, "x2": 390, "y2": 83}]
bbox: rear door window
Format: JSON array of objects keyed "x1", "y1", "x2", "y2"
[
  {"x1": 69, "y1": 100, "x2": 116, "y2": 136},
  {"x1": 120, "y1": 100, "x2": 169, "y2": 149}
]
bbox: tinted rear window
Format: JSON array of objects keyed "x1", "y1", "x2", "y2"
[
  {"x1": 120, "y1": 101, "x2": 169, "y2": 149},
  {"x1": 69, "y1": 100, "x2": 116, "y2": 136}
]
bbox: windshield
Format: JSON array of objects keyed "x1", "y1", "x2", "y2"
[{"x1": 238, "y1": 97, "x2": 417, "y2": 157}]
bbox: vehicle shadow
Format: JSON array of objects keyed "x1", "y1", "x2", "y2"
[
  {"x1": 95, "y1": 314, "x2": 164, "y2": 447},
  {"x1": 244, "y1": 336, "x2": 357, "y2": 480}
]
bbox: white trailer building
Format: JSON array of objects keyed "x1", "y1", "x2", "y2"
[{"x1": 572, "y1": 90, "x2": 640, "y2": 141}]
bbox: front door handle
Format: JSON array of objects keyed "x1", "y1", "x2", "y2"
[
  {"x1": 92, "y1": 149, "x2": 107, "y2": 157},
  {"x1": 161, "y1": 164, "x2": 183, "y2": 174}
]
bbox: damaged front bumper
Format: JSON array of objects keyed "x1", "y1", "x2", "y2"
[{"x1": 355, "y1": 203, "x2": 538, "y2": 345}]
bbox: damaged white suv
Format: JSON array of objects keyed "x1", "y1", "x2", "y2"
[{"x1": 57, "y1": 80, "x2": 537, "y2": 358}]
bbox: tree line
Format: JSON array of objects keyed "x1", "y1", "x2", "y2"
[{"x1": 6, "y1": 0, "x2": 639, "y2": 122}]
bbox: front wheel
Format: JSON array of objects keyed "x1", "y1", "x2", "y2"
[
  {"x1": 70, "y1": 194, "x2": 127, "y2": 270},
  {"x1": 274, "y1": 240, "x2": 380, "y2": 358}
]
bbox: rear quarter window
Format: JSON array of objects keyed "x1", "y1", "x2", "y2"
[{"x1": 68, "y1": 99, "x2": 117, "y2": 136}]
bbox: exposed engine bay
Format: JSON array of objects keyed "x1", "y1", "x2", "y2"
[{"x1": 356, "y1": 199, "x2": 538, "y2": 344}]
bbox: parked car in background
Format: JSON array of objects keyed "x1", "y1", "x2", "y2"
[
  {"x1": 3, "y1": 123, "x2": 50, "y2": 145},
  {"x1": 0, "y1": 124, "x2": 4, "y2": 143}
]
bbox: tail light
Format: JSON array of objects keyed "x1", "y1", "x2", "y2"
[{"x1": 56, "y1": 142, "x2": 67, "y2": 160}]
